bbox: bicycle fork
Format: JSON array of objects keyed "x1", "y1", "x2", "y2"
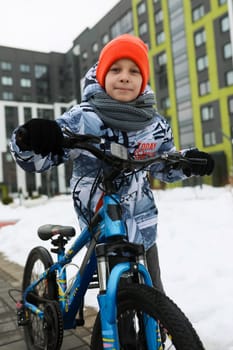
[
  {"x1": 96, "y1": 191, "x2": 163, "y2": 349},
  {"x1": 96, "y1": 246, "x2": 162, "y2": 350}
]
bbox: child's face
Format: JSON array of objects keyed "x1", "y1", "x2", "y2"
[{"x1": 104, "y1": 59, "x2": 143, "y2": 102}]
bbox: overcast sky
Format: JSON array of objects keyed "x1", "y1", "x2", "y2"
[{"x1": 0, "y1": 0, "x2": 120, "y2": 53}]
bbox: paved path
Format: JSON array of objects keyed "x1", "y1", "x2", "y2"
[{"x1": 0, "y1": 252, "x2": 96, "y2": 349}]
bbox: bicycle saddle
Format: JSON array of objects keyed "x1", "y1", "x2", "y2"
[{"x1": 38, "y1": 224, "x2": 76, "y2": 240}]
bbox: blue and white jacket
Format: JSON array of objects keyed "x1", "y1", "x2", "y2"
[{"x1": 10, "y1": 66, "x2": 186, "y2": 250}]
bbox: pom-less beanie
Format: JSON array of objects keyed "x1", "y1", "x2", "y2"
[{"x1": 96, "y1": 34, "x2": 149, "y2": 94}]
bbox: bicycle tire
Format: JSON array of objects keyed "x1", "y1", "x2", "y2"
[
  {"x1": 91, "y1": 284, "x2": 205, "y2": 350},
  {"x1": 43, "y1": 300, "x2": 63, "y2": 350},
  {"x1": 22, "y1": 246, "x2": 59, "y2": 350}
]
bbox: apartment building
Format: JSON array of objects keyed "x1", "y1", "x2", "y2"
[
  {"x1": 0, "y1": 0, "x2": 132, "y2": 197},
  {"x1": 0, "y1": 47, "x2": 75, "y2": 196},
  {"x1": 132, "y1": 0, "x2": 233, "y2": 186},
  {"x1": 0, "y1": 0, "x2": 232, "y2": 198}
]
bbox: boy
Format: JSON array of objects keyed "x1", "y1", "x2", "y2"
[{"x1": 11, "y1": 34, "x2": 214, "y2": 292}]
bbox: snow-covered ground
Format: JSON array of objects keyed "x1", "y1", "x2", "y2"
[{"x1": 0, "y1": 185, "x2": 232, "y2": 349}]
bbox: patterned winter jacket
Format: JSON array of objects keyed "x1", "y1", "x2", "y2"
[{"x1": 10, "y1": 65, "x2": 187, "y2": 250}]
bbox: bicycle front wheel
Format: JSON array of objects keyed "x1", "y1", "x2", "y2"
[
  {"x1": 91, "y1": 284, "x2": 205, "y2": 350},
  {"x1": 22, "y1": 246, "x2": 61, "y2": 350}
]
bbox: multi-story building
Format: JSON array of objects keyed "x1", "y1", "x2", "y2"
[
  {"x1": 132, "y1": 0, "x2": 233, "y2": 186},
  {"x1": 0, "y1": 47, "x2": 75, "y2": 196},
  {"x1": 0, "y1": 0, "x2": 232, "y2": 198},
  {"x1": 0, "y1": 0, "x2": 133, "y2": 197}
]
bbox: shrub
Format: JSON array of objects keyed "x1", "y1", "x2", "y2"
[{"x1": 2, "y1": 196, "x2": 13, "y2": 205}]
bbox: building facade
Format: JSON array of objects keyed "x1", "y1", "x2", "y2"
[
  {"x1": 0, "y1": 47, "x2": 74, "y2": 196},
  {"x1": 0, "y1": 0, "x2": 232, "y2": 198},
  {"x1": 0, "y1": 0, "x2": 133, "y2": 197},
  {"x1": 132, "y1": 0, "x2": 233, "y2": 186}
]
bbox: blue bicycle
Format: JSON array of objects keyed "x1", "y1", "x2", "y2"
[{"x1": 17, "y1": 131, "x2": 205, "y2": 349}]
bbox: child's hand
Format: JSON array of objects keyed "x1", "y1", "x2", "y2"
[
  {"x1": 16, "y1": 119, "x2": 64, "y2": 157},
  {"x1": 183, "y1": 149, "x2": 215, "y2": 177}
]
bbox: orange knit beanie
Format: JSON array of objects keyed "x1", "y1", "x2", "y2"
[{"x1": 96, "y1": 34, "x2": 149, "y2": 94}]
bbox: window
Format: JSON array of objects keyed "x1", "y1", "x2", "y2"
[
  {"x1": 1, "y1": 76, "x2": 13, "y2": 86},
  {"x1": 36, "y1": 78, "x2": 50, "y2": 103},
  {"x1": 72, "y1": 44, "x2": 80, "y2": 56},
  {"x1": 223, "y1": 42, "x2": 232, "y2": 59},
  {"x1": 20, "y1": 78, "x2": 31, "y2": 88},
  {"x1": 226, "y1": 70, "x2": 233, "y2": 85},
  {"x1": 139, "y1": 22, "x2": 148, "y2": 35},
  {"x1": 111, "y1": 11, "x2": 133, "y2": 37},
  {"x1": 176, "y1": 82, "x2": 191, "y2": 101},
  {"x1": 102, "y1": 33, "x2": 109, "y2": 45},
  {"x1": 194, "y1": 29, "x2": 206, "y2": 47},
  {"x1": 219, "y1": 0, "x2": 227, "y2": 5},
  {"x1": 172, "y1": 36, "x2": 186, "y2": 55},
  {"x1": 204, "y1": 131, "x2": 216, "y2": 146},
  {"x1": 37, "y1": 80, "x2": 48, "y2": 90},
  {"x1": 22, "y1": 94, "x2": 32, "y2": 102},
  {"x1": 161, "y1": 97, "x2": 170, "y2": 109},
  {"x1": 155, "y1": 9, "x2": 163, "y2": 24},
  {"x1": 5, "y1": 106, "x2": 18, "y2": 139},
  {"x1": 197, "y1": 55, "x2": 208, "y2": 71},
  {"x1": 192, "y1": 5, "x2": 204, "y2": 22},
  {"x1": 20, "y1": 64, "x2": 30, "y2": 73},
  {"x1": 2, "y1": 92, "x2": 14, "y2": 100},
  {"x1": 201, "y1": 105, "x2": 213, "y2": 121},
  {"x1": 92, "y1": 42, "x2": 98, "y2": 53},
  {"x1": 170, "y1": 10, "x2": 184, "y2": 31},
  {"x1": 37, "y1": 108, "x2": 54, "y2": 120},
  {"x1": 82, "y1": 51, "x2": 88, "y2": 60},
  {"x1": 159, "y1": 71, "x2": 168, "y2": 89},
  {"x1": 35, "y1": 64, "x2": 48, "y2": 79},
  {"x1": 228, "y1": 97, "x2": 233, "y2": 113},
  {"x1": 156, "y1": 31, "x2": 165, "y2": 44},
  {"x1": 157, "y1": 52, "x2": 167, "y2": 66},
  {"x1": 138, "y1": 2, "x2": 146, "y2": 15},
  {"x1": 174, "y1": 58, "x2": 188, "y2": 77},
  {"x1": 220, "y1": 15, "x2": 229, "y2": 32},
  {"x1": 199, "y1": 80, "x2": 210, "y2": 95},
  {"x1": 24, "y1": 107, "x2": 32, "y2": 122},
  {"x1": 178, "y1": 102, "x2": 192, "y2": 122},
  {"x1": 120, "y1": 11, "x2": 133, "y2": 33},
  {"x1": 1, "y1": 61, "x2": 12, "y2": 71}
]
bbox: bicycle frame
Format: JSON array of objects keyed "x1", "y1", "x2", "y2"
[{"x1": 23, "y1": 184, "x2": 162, "y2": 349}]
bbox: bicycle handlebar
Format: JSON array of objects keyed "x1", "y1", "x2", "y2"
[{"x1": 62, "y1": 129, "x2": 207, "y2": 171}]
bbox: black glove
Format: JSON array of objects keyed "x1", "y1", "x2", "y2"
[
  {"x1": 183, "y1": 149, "x2": 215, "y2": 177},
  {"x1": 16, "y1": 119, "x2": 64, "y2": 157}
]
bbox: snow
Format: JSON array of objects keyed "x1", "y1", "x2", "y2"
[{"x1": 0, "y1": 185, "x2": 232, "y2": 349}]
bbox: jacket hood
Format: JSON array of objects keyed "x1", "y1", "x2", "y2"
[{"x1": 82, "y1": 63, "x2": 103, "y2": 102}]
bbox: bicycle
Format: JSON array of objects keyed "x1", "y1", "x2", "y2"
[{"x1": 13, "y1": 130, "x2": 206, "y2": 349}]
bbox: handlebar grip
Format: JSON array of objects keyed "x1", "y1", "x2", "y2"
[
  {"x1": 16, "y1": 126, "x2": 31, "y2": 151},
  {"x1": 185, "y1": 157, "x2": 207, "y2": 165},
  {"x1": 62, "y1": 130, "x2": 102, "y2": 148}
]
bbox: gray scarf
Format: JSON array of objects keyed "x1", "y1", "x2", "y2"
[{"x1": 89, "y1": 91, "x2": 156, "y2": 132}]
